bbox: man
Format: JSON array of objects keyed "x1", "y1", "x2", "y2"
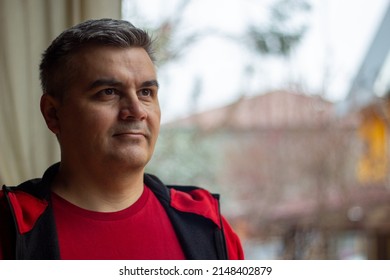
[{"x1": 0, "y1": 18, "x2": 243, "y2": 260}]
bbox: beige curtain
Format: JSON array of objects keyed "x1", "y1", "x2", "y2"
[{"x1": 0, "y1": 0, "x2": 121, "y2": 185}]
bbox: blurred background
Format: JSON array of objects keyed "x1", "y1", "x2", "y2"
[{"x1": 1, "y1": 0, "x2": 390, "y2": 259}]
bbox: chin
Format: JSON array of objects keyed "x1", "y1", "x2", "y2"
[{"x1": 111, "y1": 154, "x2": 150, "y2": 169}]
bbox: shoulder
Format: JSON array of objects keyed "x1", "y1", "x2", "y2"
[
  {"x1": 1, "y1": 163, "x2": 58, "y2": 201},
  {"x1": 170, "y1": 185, "x2": 221, "y2": 226},
  {"x1": 169, "y1": 187, "x2": 245, "y2": 259},
  {"x1": 1, "y1": 182, "x2": 49, "y2": 235},
  {"x1": 144, "y1": 173, "x2": 245, "y2": 259},
  {"x1": 145, "y1": 173, "x2": 222, "y2": 226}
]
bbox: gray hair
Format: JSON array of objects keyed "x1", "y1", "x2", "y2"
[{"x1": 39, "y1": 18, "x2": 155, "y2": 98}]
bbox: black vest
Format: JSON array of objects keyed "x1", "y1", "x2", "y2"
[{"x1": 2, "y1": 163, "x2": 228, "y2": 259}]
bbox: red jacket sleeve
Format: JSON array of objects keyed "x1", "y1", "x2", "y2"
[{"x1": 221, "y1": 216, "x2": 245, "y2": 260}]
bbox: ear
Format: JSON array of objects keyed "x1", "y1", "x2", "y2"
[{"x1": 40, "y1": 94, "x2": 61, "y2": 134}]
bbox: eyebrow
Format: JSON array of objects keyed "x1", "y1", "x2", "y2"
[
  {"x1": 140, "y1": 80, "x2": 159, "y2": 88},
  {"x1": 87, "y1": 78, "x2": 159, "y2": 90},
  {"x1": 87, "y1": 78, "x2": 123, "y2": 90}
]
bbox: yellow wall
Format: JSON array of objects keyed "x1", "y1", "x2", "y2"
[{"x1": 357, "y1": 108, "x2": 388, "y2": 184}]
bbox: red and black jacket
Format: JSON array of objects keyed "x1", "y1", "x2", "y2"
[{"x1": 0, "y1": 163, "x2": 244, "y2": 260}]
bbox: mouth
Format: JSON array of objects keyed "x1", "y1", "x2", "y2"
[{"x1": 112, "y1": 131, "x2": 147, "y2": 138}]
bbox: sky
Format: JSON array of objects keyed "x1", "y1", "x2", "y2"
[{"x1": 123, "y1": 0, "x2": 390, "y2": 122}]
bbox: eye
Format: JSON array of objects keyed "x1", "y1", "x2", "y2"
[
  {"x1": 139, "y1": 88, "x2": 153, "y2": 97},
  {"x1": 102, "y1": 88, "x2": 116, "y2": 95},
  {"x1": 94, "y1": 88, "x2": 120, "y2": 101},
  {"x1": 97, "y1": 88, "x2": 119, "y2": 96}
]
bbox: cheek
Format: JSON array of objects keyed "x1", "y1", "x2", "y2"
[
  {"x1": 59, "y1": 105, "x2": 115, "y2": 140},
  {"x1": 82, "y1": 113, "x2": 115, "y2": 141},
  {"x1": 149, "y1": 108, "x2": 161, "y2": 135},
  {"x1": 150, "y1": 104, "x2": 161, "y2": 126}
]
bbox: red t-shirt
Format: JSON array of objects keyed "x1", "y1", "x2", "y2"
[{"x1": 51, "y1": 185, "x2": 186, "y2": 260}]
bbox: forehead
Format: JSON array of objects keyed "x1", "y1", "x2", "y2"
[{"x1": 68, "y1": 45, "x2": 157, "y2": 86}]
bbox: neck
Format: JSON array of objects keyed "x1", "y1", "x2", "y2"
[{"x1": 52, "y1": 162, "x2": 145, "y2": 212}]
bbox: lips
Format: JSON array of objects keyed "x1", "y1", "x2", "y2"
[
  {"x1": 112, "y1": 124, "x2": 150, "y2": 139},
  {"x1": 113, "y1": 131, "x2": 146, "y2": 137}
]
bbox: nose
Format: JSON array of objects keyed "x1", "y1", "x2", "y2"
[{"x1": 119, "y1": 93, "x2": 147, "y2": 121}]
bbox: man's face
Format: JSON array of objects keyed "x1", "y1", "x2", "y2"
[{"x1": 50, "y1": 46, "x2": 161, "y2": 172}]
